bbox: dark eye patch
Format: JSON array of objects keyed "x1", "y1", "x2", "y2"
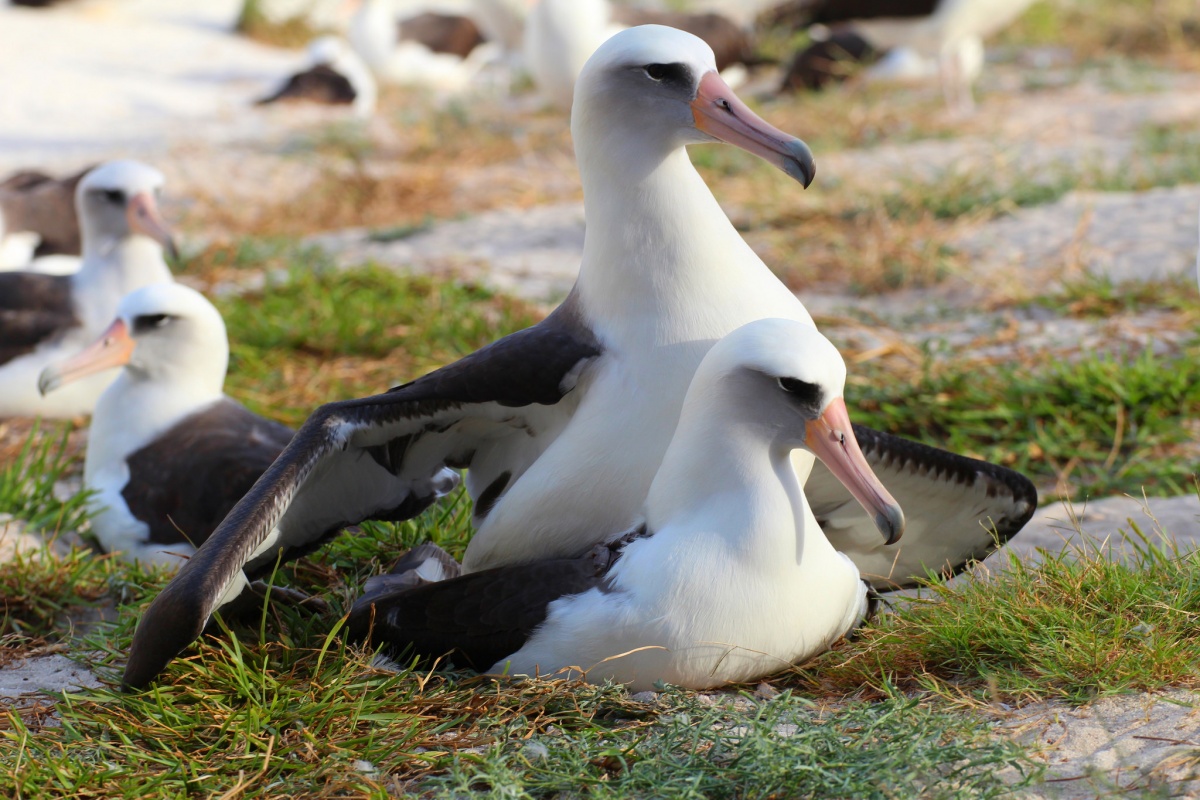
[
  {"x1": 132, "y1": 313, "x2": 172, "y2": 333},
  {"x1": 778, "y1": 377, "x2": 822, "y2": 410},
  {"x1": 100, "y1": 189, "x2": 125, "y2": 205},
  {"x1": 642, "y1": 62, "x2": 692, "y2": 89}
]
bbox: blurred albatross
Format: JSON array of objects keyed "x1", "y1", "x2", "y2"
[
  {"x1": 124, "y1": 25, "x2": 1035, "y2": 689},
  {"x1": 0, "y1": 160, "x2": 176, "y2": 418}
]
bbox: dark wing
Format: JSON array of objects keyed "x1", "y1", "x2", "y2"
[
  {"x1": 0, "y1": 272, "x2": 78, "y2": 366},
  {"x1": 780, "y1": 32, "x2": 879, "y2": 92},
  {"x1": 809, "y1": 425, "x2": 1037, "y2": 591},
  {"x1": 0, "y1": 170, "x2": 54, "y2": 191},
  {"x1": 398, "y1": 12, "x2": 486, "y2": 58},
  {"x1": 0, "y1": 166, "x2": 86, "y2": 257},
  {"x1": 611, "y1": 11, "x2": 756, "y2": 71},
  {"x1": 123, "y1": 302, "x2": 602, "y2": 688},
  {"x1": 758, "y1": 0, "x2": 940, "y2": 29},
  {"x1": 121, "y1": 399, "x2": 295, "y2": 548},
  {"x1": 256, "y1": 65, "x2": 357, "y2": 106},
  {"x1": 348, "y1": 551, "x2": 607, "y2": 671}
]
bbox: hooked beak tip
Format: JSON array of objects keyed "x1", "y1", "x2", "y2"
[
  {"x1": 877, "y1": 506, "x2": 905, "y2": 546},
  {"x1": 786, "y1": 139, "x2": 816, "y2": 189},
  {"x1": 37, "y1": 372, "x2": 58, "y2": 397}
]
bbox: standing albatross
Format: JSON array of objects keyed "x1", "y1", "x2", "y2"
[
  {"x1": 0, "y1": 160, "x2": 176, "y2": 418},
  {"x1": 38, "y1": 283, "x2": 295, "y2": 567},
  {"x1": 124, "y1": 25, "x2": 1035, "y2": 689},
  {"x1": 349, "y1": 318, "x2": 902, "y2": 689}
]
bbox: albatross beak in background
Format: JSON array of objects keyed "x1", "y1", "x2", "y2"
[
  {"x1": 126, "y1": 191, "x2": 179, "y2": 261},
  {"x1": 691, "y1": 71, "x2": 816, "y2": 188},
  {"x1": 806, "y1": 397, "x2": 905, "y2": 545},
  {"x1": 38, "y1": 318, "x2": 135, "y2": 396}
]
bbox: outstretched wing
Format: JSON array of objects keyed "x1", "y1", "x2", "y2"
[
  {"x1": 123, "y1": 303, "x2": 602, "y2": 689},
  {"x1": 810, "y1": 425, "x2": 1037, "y2": 591}
]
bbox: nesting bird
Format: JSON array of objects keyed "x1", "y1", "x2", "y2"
[
  {"x1": 0, "y1": 160, "x2": 176, "y2": 419},
  {"x1": 778, "y1": 0, "x2": 1036, "y2": 112},
  {"x1": 258, "y1": 36, "x2": 378, "y2": 118},
  {"x1": 0, "y1": 166, "x2": 89, "y2": 272},
  {"x1": 38, "y1": 283, "x2": 294, "y2": 567},
  {"x1": 350, "y1": 319, "x2": 900, "y2": 689},
  {"x1": 349, "y1": 0, "x2": 498, "y2": 93},
  {"x1": 125, "y1": 26, "x2": 1035, "y2": 689}
]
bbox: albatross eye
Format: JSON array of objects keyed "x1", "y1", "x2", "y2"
[
  {"x1": 101, "y1": 189, "x2": 126, "y2": 205},
  {"x1": 133, "y1": 313, "x2": 172, "y2": 333},
  {"x1": 644, "y1": 62, "x2": 691, "y2": 83},
  {"x1": 778, "y1": 377, "x2": 822, "y2": 408}
]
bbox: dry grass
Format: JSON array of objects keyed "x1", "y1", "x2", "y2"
[
  {"x1": 1002, "y1": 0, "x2": 1200, "y2": 69},
  {"x1": 233, "y1": 0, "x2": 321, "y2": 49}
]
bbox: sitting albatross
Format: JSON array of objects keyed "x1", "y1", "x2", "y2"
[
  {"x1": 124, "y1": 25, "x2": 1035, "y2": 689},
  {"x1": 349, "y1": 318, "x2": 901, "y2": 689},
  {"x1": 0, "y1": 160, "x2": 176, "y2": 419},
  {"x1": 38, "y1": 283, "x2": 295, "y2": 567}
]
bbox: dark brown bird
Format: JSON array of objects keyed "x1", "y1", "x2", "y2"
[
  {"x1": 398, "y1": 12, "x2": 487, "y2": 58},
  {"x1": 780, "y1": 31, "x2": 879, "y2": 92},
  {"x1": 0, "y1": 166, "x2": 89, "y2": 258},
  {"x1": 613, "y1": 9, "x2": 760, "y2": 72}
]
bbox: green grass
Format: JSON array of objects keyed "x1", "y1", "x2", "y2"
[
  {"x1": 0, "y1": 489, "x2": 1038, "y2": 798},
  {"x1": 850, "y1": 341, "x2": 1200, "y2": 498},
  {"x1": 0, "y1": 422, "x2": 91, "y2": 534},
  {"x1": 208, "y1": 257, "x2": 542, "y2": 427},
  {"x1": 797, "y1": 528, "x2": 1200, "y2": 705}
]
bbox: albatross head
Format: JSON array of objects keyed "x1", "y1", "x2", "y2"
[
  {"x1": 702, "y1": 318, "x2": 905, "y2": 545},
  {"x1": 573, "y1": 25, "x2": 815, "y2": 187},
  {"x1": 38, "y1": 282, "x2": 228, "y2": 397},
  {"x1": 77, "y1": 160, "x2": 178, "y2": 261}
]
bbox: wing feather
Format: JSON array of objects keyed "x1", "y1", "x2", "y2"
[
  {"x1": 810, "y1": 424, "x2": 1037, "y2": 591},
  {"x1": 123, "y1": 308, "x2": 601, "y2": 688}
]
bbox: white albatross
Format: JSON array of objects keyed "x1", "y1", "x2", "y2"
[
  {"x1": 0, "y1": 160, "x2": 176, "y2": 419},
  {"x1": 123, "y1": 25, "x2": 1035, "y2": 689},
  {"x1": 348, "y1": 319, "x2": 901, "y2": 689},
  {"x1": 37, "y1": 283, "x2": 295, "y2": 567},
  {"x1": 783, "y1": 0, "x2": 1034, "y2": 112}
]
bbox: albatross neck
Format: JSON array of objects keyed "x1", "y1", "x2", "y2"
[
  {"x1": 574, "y1": 140, "x2": 811, "y2": 338},
  {"x1": 644, "y1": 388, "x2": 826, "y2": 565}
]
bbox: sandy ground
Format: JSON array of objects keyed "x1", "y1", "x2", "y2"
[{"x1": 3, "y1": 1, "x2": 1200, "y2": 795}]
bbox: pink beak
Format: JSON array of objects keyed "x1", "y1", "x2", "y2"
[
  {"x1": 691, "y1": 71, "x2": 816, "y2": 188},
  {"x1": 805, "y1": 397, "x2": 905, "y2": 545},
  {"x1": 38, "y1": 318, "x2": 135, "y2": 396},
  {"x1": 126, "y1": 191, "x2": 178, "y2": 260}
]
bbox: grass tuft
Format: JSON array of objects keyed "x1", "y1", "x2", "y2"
[
  {"x1": 850, "y1": 343, "x2": 1200, "y2": 498},
  {"x1": 0, "y1": 422, "x2": 91, "y2": 534},
  {"x1": 796, "y1": 531, "x2": 1200, "y2": 704}
]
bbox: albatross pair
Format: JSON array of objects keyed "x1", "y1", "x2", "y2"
[
  {"x1": 350, "y1": 318, "x2": 899, "y2": 689},
  {"x1": 124, "y1": 25, "x2": 1036, "y2": 689},
  {"x1": 0, "y1": 160, "x2": 176, "y2": 418}
]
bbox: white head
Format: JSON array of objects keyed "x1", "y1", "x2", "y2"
[
  {"x1": 683, "y1": 318, "x2": 904, "y2": 544},
  {"x1": 76, "y1": 160, "x2": 177, "y2": 261},
  {"x1": 571, "y1": 25, "x2": 815, "y2": 186},
  {"x1": 38, "y1": 283, "x2": 228, "y2": 398}
]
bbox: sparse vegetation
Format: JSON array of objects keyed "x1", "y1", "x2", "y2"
[
  {"x1": 796, "y1": 529, "x2": 1200, "y2": 704},
  {"x1": 5, "y1": 0, "x2": 1200, "y2": 794}
]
